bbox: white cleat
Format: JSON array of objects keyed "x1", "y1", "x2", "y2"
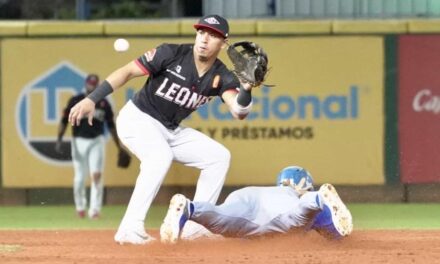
[
  {"x1": 160, "y1": 194, "x2": 191, "y2": 244},
  {"x1": 114, "y1": 230, "x2": 156, "y2": 245},
  {"x1": 313, "y1": 183, "x2": 353, "y2": 239}
]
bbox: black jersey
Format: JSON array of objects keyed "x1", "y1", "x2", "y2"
[
  {"x1": 132, "y1": 43, "x2": 240, "y2": 129},
  {"x1": 61, "y1": 94, "x2": 115, "y2": 138}
]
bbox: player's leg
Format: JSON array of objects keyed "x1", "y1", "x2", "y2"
[
  {"x1": 71, "y1": 137, "x2": 89, "y2": 218},
  {"x1": 247, "y1": 190, "x2": 323, "y2": 237},
  {"x1": 191, "y1": 198, "x2": 260, "y2": 237},
  {"x1": 87, "y1": 135, "x2": 105, "y2": 219},
  {"x1": 114, "y1": 101, "x2": 173, "y2": 245},
  {"x1": 171, "y1": 127, "x2": 230, "y2": 203},
  {"x1": 161, "y1": 190, "x2": 258, "y2": 243},
  {"x1": 170, "y1": 127, "x2": 231, "y2": 239}
]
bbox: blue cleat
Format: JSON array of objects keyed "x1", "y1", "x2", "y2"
[
  {"x1": 312, "y1": 184, "x2": 353, "y2": 240},
  {"x1": 160, "y1": 194, "x2": 193, "y2": 244}
]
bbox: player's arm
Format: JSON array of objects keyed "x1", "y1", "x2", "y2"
[
  {"x1": 68, "y1": 61, "x2": 146, "y2": 126},
  {"x1": 55, "y1": 99, "x2": 75, "y2": 153},
  {"x1": 104, "y1": 60, "x2": 147, "y2": 92},
  {"x1": 222, "y1": 82, "x2": 253, "y2": 120},
  {"x1": 55, "y1": 120, "x2": 68, "y2": 153}
]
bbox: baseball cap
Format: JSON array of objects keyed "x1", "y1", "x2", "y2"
[
  {"x1": 194, "y1": 14, "x2": 229, "y2": 38},
  {"x1": 85, "y1": 74, "x2": 99, "y2": 86}
]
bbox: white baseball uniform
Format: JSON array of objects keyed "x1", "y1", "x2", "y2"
[
  {"x1": 114, "y1": 43, "x2": 241, "y2": 240},
  {"x1": 62, "y1": 94, "x2": 115, "y2": 218},
  {"x1": 191, "y1": 186, "x2": 323, "y2": 237},
  {"x1": 71, "y1": 136, "x2": 104, "y2": 215}
]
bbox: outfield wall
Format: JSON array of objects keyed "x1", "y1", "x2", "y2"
[
  {"x1": 398, "y1": 35, "x2": 440, "y2": 184},
  {"x1": 0, "y1": 19, "x2": 438, "y2": 190}
]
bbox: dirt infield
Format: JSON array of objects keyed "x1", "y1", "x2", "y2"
[{"x1": 1, "y1": 230, "x2": 440, "y2": 264}]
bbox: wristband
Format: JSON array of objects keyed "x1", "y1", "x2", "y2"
[
  {"x1": 232, "y1": 94, "x2": 253, "y2": 116},
  {"x1": 87, "y1": 80, "x2": 113, "y2": 103},
  {"x1": 236, "y1": 84, "x2": 252, "y2": 107}
]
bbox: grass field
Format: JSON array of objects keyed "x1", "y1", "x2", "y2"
[{"x1": 1, "y1": 203, "x2": 440, "y2": 230}]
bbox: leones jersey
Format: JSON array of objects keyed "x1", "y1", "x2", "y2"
[{"x1": 132, "y1": 43, "x2": 240, "y2": 129}]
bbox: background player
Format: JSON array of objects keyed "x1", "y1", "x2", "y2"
[
  {"x1": 56, "y1": 74, "x2": 126, "y2": 219},
  {"x1": 160, "y1": 166, "x2": 353, "y2": 243},
  {"x1": 67, "y1": 15, "x2": 259, "y2": 244}
]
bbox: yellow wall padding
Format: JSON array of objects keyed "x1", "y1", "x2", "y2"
[
  {"x1": 104, "y1": 21, "x2": 180, "y2": 36},
  {"x1": 27, "y1": 21, "x2": 104, "y2": 36},
  {"x1": 332, "y1": 20, "x2": 407, "y2": 34},
  {"x1": 6, "y1": 19, "x2": 440, "y2": 37},
  {"x1": 407, "y1": 19, "x2": 440, "y2": 33},
  {"x1": 257, "y1": 20, "x2": 331, "y2": 35},
  {"x1": 0, "y1": 21, "x2": 27, "y2": 36}
]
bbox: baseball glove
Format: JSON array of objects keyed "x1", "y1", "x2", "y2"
[
  {"x1": 117, "y1": 149, "x2": 131, "y2": 169},
  {"x1": 227, "y1": 41, "x2": 268, "y2": 87}
]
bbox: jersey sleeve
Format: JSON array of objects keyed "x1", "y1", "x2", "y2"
[
  {"x1": 219, "y1": 71, "x2": 240, "y2": 97},
  {"x1": 135, "y1": 43, "x2": 175, "y2": 76}
]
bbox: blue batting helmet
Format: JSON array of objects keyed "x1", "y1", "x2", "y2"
[{"x1": 276, "y1": 166, "x2": 314, "y2": 192}]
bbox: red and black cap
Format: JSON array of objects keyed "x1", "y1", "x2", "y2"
[
  {"x1": 85, "y1": 74, "x2": 99, "y2": 86},
  {"x1": 194, "y1": 14, "x2": 229, "y2": 38}
]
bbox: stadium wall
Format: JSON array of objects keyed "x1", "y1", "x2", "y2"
[{"x1": 0, "y1": 19, "x2": 438, "y2": 204}]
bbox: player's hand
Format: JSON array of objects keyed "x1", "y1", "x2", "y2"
[
  {"x1": 68, "y1": 98, "x2": 96, "y2": 126},
  {"x1": 227, "y1": 41, "x2": 268, "y2": 88},
  {"x1": 240, "y1": 82, "x2": 253, "y2": 91}
]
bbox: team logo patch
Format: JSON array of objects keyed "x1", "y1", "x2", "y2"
[
  {"x1": 212, "y1": 75, "x2": 220, "y2": 88},
  {"x1": 145, "y1": 48, "x2": 157, "y2": 62},
  {"x1": 204, "y1": 17, "x2": 220, "y2": 24}
]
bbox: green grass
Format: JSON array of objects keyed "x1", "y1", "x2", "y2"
[
  {"x1": 0, "y1": 205, "x2": 167, "y2": 230},
  {"x1": 0, "y1": 203, "x2": 440, "y2": 230},
  {"x1": 349, "y1": 203, "x2": 440, "y2": 229}
]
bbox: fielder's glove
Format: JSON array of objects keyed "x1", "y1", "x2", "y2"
[
  {"x1": 117, "y1": 149, "x2": 131, "y2": 169},
  {"x1": 227, "y1": 41, "x2": 269, "y2": 87}
]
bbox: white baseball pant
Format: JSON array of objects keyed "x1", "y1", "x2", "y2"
[
  {"x1": 115, "y1": 100, "x2": 230, "y2": 237},
  {"x1": 71, "y1": 135, "x2": 105, "y2": 217}
]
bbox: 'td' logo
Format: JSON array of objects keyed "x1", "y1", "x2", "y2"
[{"x1": 16, "y1": 61, "x2": 87, "y2": 165}]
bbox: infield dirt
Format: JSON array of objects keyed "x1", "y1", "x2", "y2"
[{"x1": 1, "y1": 230, "x2": 439, "y2": 264}]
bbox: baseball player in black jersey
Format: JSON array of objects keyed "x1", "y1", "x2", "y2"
[
  {"x1": 56, "y1": 74, "x2": 124, "y2": 219},
  {"x1": 68, "y1": 15, "x2": 257, "y2": 244}
]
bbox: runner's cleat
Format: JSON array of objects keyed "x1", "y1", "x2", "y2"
[
  {"x1": 160, "y1": 194, "x2": 192, "y2": 244},
  {"x1": 312, "y1": 183, "x2": 353, "y2": 239}
]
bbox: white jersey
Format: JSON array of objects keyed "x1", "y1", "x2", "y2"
[
  {"x1": 191, "y1": 186, "x2": 323, "y2": 237},
  {"x1": 228, "y1": 186, "x2": 302, "y2": 225}
]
